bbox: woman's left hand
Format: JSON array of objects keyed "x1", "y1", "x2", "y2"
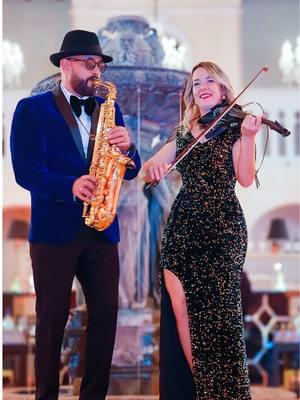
[
  {"x1": 241, "y1": 115, "x2": 262, "y2": 138},
  {"x1": 108, "y1": 126, "x2": 131, "y2": 152}
]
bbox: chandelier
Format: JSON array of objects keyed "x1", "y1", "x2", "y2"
[
  {"x1": 3, "y1": 39, "x2": 25, "y2": 89},
  {"x1": 278, "y1": 36, "x2": 300, "y2": 85}
]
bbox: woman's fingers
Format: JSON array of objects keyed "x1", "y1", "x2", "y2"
[
  {"x1": 151, "y1": 164, "x2": 171, "y2": 181},
  {"x1": 143, "y1": 163, "x2": 171, "y2": 183},
  {"x1": 241, "y1": 115, "x2": 262, "y2": 137}
]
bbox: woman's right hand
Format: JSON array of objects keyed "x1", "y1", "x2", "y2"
[{"x1": 143, "y1": 163, "x2": 171, "y2": 183}]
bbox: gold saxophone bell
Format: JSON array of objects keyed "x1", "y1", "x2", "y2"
[{"x1": 82, "y1": 78, "x2": 136, "y2": 231}]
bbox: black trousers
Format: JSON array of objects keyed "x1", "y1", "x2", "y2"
[{"x1": 30, "y1": 227, "x2": 119, "y2": 400}]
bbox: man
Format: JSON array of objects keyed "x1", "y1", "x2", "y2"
[{"x1": 10, "y1": 30, "x2": 141, "y2": 400}]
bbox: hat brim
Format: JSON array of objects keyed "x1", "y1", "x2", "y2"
[{"x1": 50, "y1": 51, "x2": 113, "y2": 67}]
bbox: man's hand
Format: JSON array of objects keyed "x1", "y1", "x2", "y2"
[
  {"x1": 72, "y1": 175, "x2": 97, "y2": 201},
  {"x1": 108, "y1": 126, "x2": 131, "y2": 152}
]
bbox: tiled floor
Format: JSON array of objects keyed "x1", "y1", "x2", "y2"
[{"x1": 3, "y1": 386, "x2": 298, "y2": 399}]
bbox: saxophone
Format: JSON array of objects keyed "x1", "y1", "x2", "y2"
[{"x1": 82, "y1": 78, "x2": 136, "y2": 231}]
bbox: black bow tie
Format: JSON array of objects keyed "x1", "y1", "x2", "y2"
[{"x1": 70, "y1": 95, "x2": 96, "y2": 118}]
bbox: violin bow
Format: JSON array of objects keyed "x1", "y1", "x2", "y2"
[{"x1": 146, "y1": 66, "x2": 268, "y2": 189}]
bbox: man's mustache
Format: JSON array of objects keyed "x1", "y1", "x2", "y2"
[{"x1": 87, "y1": 75, "x2": 99, "y2": 84}]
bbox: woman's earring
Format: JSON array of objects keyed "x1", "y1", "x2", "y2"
[{"x1": 222, "y1": 95, "x2": 226, "y2": 100}]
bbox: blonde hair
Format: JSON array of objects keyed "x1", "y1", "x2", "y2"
[{"x1": 181, "y1": 61, "x2": 235, "y2": 132}]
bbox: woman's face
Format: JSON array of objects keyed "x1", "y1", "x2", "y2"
[{"x1": 192, "y1": 67, "x2": 224, "y2": 116}]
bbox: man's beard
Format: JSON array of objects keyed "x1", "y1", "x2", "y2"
[{"x1": 69, "y1": 73, "x2": 97, "y2": 97}]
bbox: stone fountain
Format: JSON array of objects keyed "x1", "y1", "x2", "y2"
[{"x1": 98, "y1": 16, "x2": 188, "y2": 308}]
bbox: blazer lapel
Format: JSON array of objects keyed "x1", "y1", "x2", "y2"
[{"x1": 52, "y1": 85, "x2": 85, "y2": 159}]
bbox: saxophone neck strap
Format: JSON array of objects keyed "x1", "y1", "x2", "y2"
[
  {"x1": 87, "y1": 100, "x2": 100, "y2": 162},
  {"x1": 52, "y1": 84, "x2": 100, "y2": 161},
  {"x1": 52, "y1": 85, "x2": 85, "y2": 159}
]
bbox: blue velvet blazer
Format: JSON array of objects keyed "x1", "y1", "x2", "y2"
[{"x1": 10, "y1": 89, "x2": 141, "y2": 244}]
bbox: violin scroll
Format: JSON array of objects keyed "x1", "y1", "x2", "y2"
[{"x1": 264, "y1": 119, "x2": 290, "y2": 137}]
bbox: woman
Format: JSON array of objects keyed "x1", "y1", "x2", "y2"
[{"x1": 142, "y1": 62, "x2": 261, "y2": 400}]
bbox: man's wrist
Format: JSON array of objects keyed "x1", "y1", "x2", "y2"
[{"x1": 126, "y1": 143, "x2": 137, "y2": 157}]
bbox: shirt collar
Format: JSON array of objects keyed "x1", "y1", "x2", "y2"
[{"x1": 60, "y1": 82, "x2": 89, "y2": 103}]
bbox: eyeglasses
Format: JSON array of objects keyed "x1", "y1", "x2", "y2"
[{"x1": 67, "y1": 58, "x2": 107, "y2": 72}]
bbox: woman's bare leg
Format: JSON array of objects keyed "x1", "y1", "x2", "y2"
[{"x1": 164, "y1": 269, "x2": 193, "y2": 372}]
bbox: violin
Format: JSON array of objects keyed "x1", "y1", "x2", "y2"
[
  {"x1": 146, "y1": 67, "x2": 291, "y2": 189},
  {"x1": 200, "y1": 101, "x2": 291, "y2": 138}
]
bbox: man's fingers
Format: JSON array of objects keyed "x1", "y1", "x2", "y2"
[
  {"x1": 108, "y1": 132, "x2": 127, "y2": 140},
  {"x1": 81, "y1": 180, "x2": 96, "y2": 191},
  {"x1": 111, "y1": 141, "x2": 130, "y2": 148},
  {"x1": 72, "y1": 174, "x2": 98, "y2": 200},
  {"x1": 80, "y1": 187, "x2": 94, "y2": 199},
  {"x1": 81, "y1": 175, "x2": 97, "y2": 184},
  {"x1": 77, "y1": 193, "x2": 88, "y2": 202}
]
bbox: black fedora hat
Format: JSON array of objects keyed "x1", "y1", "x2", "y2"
[{"x1": 50, "y1": 29, "x2": 113, "y2": 67}]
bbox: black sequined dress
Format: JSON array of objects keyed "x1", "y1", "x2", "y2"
[{"x1": 159, "y1": 119, "x2": 251, "y2": 400}]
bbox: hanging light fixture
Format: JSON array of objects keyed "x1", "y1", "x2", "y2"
[
  {"x1": 3, "y1": 39, "x2": 25, "y2": 89},
  {"x1": 151, "y1": 0, "x2": 187, "y2": 70},
  {"x1": 267, "y1": 218, "x2": 289, "y2": 253},
  {"x1": 278, "y1": 36, "x2": 300, "y2": 85}
]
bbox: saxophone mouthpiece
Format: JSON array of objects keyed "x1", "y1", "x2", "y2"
[
  {"x1": 90, "y1": 77, "x2": 101, "y2": 84},
  {"x1": 90, "y1": 78, "x2": 101, "y2": 95}
]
